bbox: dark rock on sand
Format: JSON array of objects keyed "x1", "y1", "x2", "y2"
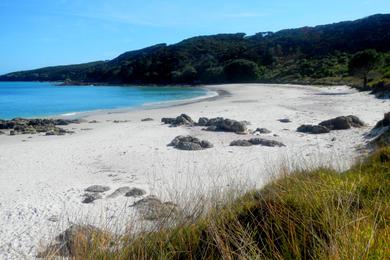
[
  {"x1": 278, "y1": 118, "x2": 292, "y2": 123},
  {"x1": 249, "y1": 138, "x2": 286, "y2": 147},
  {"x1": 203, "y1": 117, "x2": 247, "y2": 133},
  {"x1": 319, "y1": 115, "x2": 365, "y2": 130},
  {"x1": 230, "y1": 138, "x2": 285, "y2": 147},
  {"x1": 230, "y1": 140, "x2": 253, "y2": 146},
  {"x1": 297, "y1": 124, "x2": 330, "y2": 134},
  {"x1": 82, "y1": 193, "x2": 102, "y2": 203},
  {"x1": 88, "y1": 120, "x2": 99, "y2": 124},
  {"x1": 168, "y1": 135, "x2": 213, "y2": 150},
  {"x1": 125, "y1": 188, "x2": 147, "y2": 197},
  {"x1": 106, "y1": 187, "x2": 132, "y2": 198},
  {"x1": 141, "y1": 118, "x2": 154, "y2": 122},
  {"x1": 254, "y1": 128, "x2": 271, "y2": 134},
  {"x1": 197, "y1": 117, "x2": 209, "y2": 126},
  {"x1": 162, "y1": 114, "x2": 194, "y2": 126},
  {"x1": 85, "y1": 185, "x2": 110, "y2": 193}
]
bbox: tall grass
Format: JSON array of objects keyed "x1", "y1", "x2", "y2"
[{"x1": 42, "y1": 147, "x2": 390, "y2": 259}]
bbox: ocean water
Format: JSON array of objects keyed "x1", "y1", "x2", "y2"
[{"x1": 0, "y1": 82, "x2": 210, "y2": 119}]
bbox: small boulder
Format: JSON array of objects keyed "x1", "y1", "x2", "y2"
[
  {"x1": 132, "y1": 195, "x2": 181, "y2": 220},
  {"x1": 254, "y1": 128, "x2": 271, "y2": 134},
  {"x1": 106, "y1": 187, "x2": 132, "y2": 198},
  {"x1": 125, "y1": 188, "x2": 147, "y2": 197},
  {"x1": 82, "y1": 193, "x2": 102, "y2": 203},
  {"x1": 84, "y1": 185, "x2": 110, "y2": 193},
  {"x1": 319, "y1": 115, "x2": 364, "y2": 130},
  {"x1": 297, "y1": 124, "x2": 330, "y2": 134},
  {"x1": 168, "y1": 135, "x2": 213, "y2": 151},
  {"x1": 249, "y1": 138, "x2": 286, "y2": 147},
  {"x1": 278, "y1": 119, "x2": 291, "y2": 123},
  {"x1": 230, "y1": 140, "x2": 253, "y2": 146},
  {"x1": 141, "y1": 118, "x2": 154, "y2": 122},
  {"x1": 38, "y1": 224, "x2": 107, "y2": 257},
  {"x1": 161, "y1": 114, "x2": 194, "y2": 126}
]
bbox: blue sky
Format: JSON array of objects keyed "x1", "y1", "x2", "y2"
[{"x1": 0, "y1": 0, "x2": 389, "y2": 75}]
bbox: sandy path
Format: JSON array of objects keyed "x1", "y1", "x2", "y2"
[{"x1": 0, "y1": 83, "x2": 389, "y2": 259}]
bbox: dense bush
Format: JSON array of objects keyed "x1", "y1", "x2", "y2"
[{"x1": 223, "y1": 59, "x2": 262, "y2": 82}]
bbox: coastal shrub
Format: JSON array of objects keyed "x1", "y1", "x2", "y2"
[{"x1": 43, "y1": 146, "x2": 390, "y2": 259}]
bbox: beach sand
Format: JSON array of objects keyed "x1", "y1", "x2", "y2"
[{"x1": 0, "y1": 83, "x2": 389, "y2": 259}]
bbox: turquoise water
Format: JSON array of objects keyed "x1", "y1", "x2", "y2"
[{"x1": 0, "y1": 82, "x2": 209, "y2": 119}]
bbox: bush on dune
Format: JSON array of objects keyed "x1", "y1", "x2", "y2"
[{"x1": 42, "y1": 146, "x2": 390, "y2": 259}]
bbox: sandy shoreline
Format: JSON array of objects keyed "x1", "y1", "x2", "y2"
[{"x1": 0, "y1": 83, "x2": 389, "y2": 259}]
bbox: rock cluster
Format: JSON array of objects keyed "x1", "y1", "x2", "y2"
[
  {"x1": 168, "y1": 135, "x2": 213, "y2": 151},
  {"x1": 0, "y1": 118, "x2": 78, "y2": 135},
  {"x1": 230, "y1": 138, "x2": 285, "y2": 147},
  {"x1": 162, "y1": 114, "x2": 248, "y2": 134},
  {"x1": 82, "y1": 185, "x2": 110, "y2": 203},
  {"x1": 297, "y1": 115, "x2": 365, "y2": 134}
]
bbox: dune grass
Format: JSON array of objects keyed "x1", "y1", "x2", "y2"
[{"x1": 43, "y1": 147, "x2": 390, "y2": 259}]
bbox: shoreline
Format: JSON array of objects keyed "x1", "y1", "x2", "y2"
[
  {"x1": 0, "y1": 83, "x2": 389, "y2": 259},
  {"x1": 0, "y1": 83, "x2": 226, "y2": 121}
]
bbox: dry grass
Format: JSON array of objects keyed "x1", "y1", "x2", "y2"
[{"x1": 42, "y1": 147, "x2": 390, "y2": 259}]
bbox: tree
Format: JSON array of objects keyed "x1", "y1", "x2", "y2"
[
  {"x1": 223, "y1": 59, "x2": 261, "y2": 83},
  {"x1": 349, "y1": 49, "x2": 382, "y2": 88}
]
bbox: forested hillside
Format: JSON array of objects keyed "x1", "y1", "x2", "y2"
[{"x1": 1, "y1": 14, "x2": 389, "y2": 90}]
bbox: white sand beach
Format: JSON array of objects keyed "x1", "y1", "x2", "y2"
[{"x1": 0, "y1": 83, "x2": 389, "y2": 259}]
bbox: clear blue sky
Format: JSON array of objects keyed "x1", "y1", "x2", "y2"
[{"x1": 0, "y1": 0, "x2": 389, "y2": 75}]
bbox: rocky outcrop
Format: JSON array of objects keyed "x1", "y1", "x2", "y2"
[
  {"x1": 168, "y1": 135, "x2": 213, "y2": 151},
  {"x1": 371, "y1": 113, "x2": 390, "y2": 146},
  {"x1": 38, "y1": 224, "x2": 108, "y2": 257},
  {"x1": 297, "y1": 124, "x2": 330, "y2": 134},
  {"x1": 374, "y1": 112, "x2": 390, "y2": 128},
  {"x1": 161, "y1": 114, "x2": 194, "y2": 126},
  {"x1": 319, "y1": 115, "x2": 365, "y2": 130},
  {"x1": 230, "y1": 138, "x2": 285, "y2": 147},
  {"x1": 230, "y1": 140, "x2": 253, "y2": 146},
  {"x1": 0, "y1": 118, "x2": 78, "y2": 136}
]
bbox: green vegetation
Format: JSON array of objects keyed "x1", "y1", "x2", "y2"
[
  {"x1": 2, "y1": 14, "x2": 390, "y2": 93},
  {"x1": 43, "y1": 144, "x2": 390, "y2": 259},
  {"x1": 349, "y1": 49, "x2": 383, "y2": 88}
]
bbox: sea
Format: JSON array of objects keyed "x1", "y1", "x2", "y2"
[{"x1": 0, "y1": 82, "x2": 210, "y2": 119}]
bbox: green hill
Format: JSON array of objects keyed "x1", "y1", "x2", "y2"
[{"x1": 1, "y1": 14, "x2": 389, "y2": 89}]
